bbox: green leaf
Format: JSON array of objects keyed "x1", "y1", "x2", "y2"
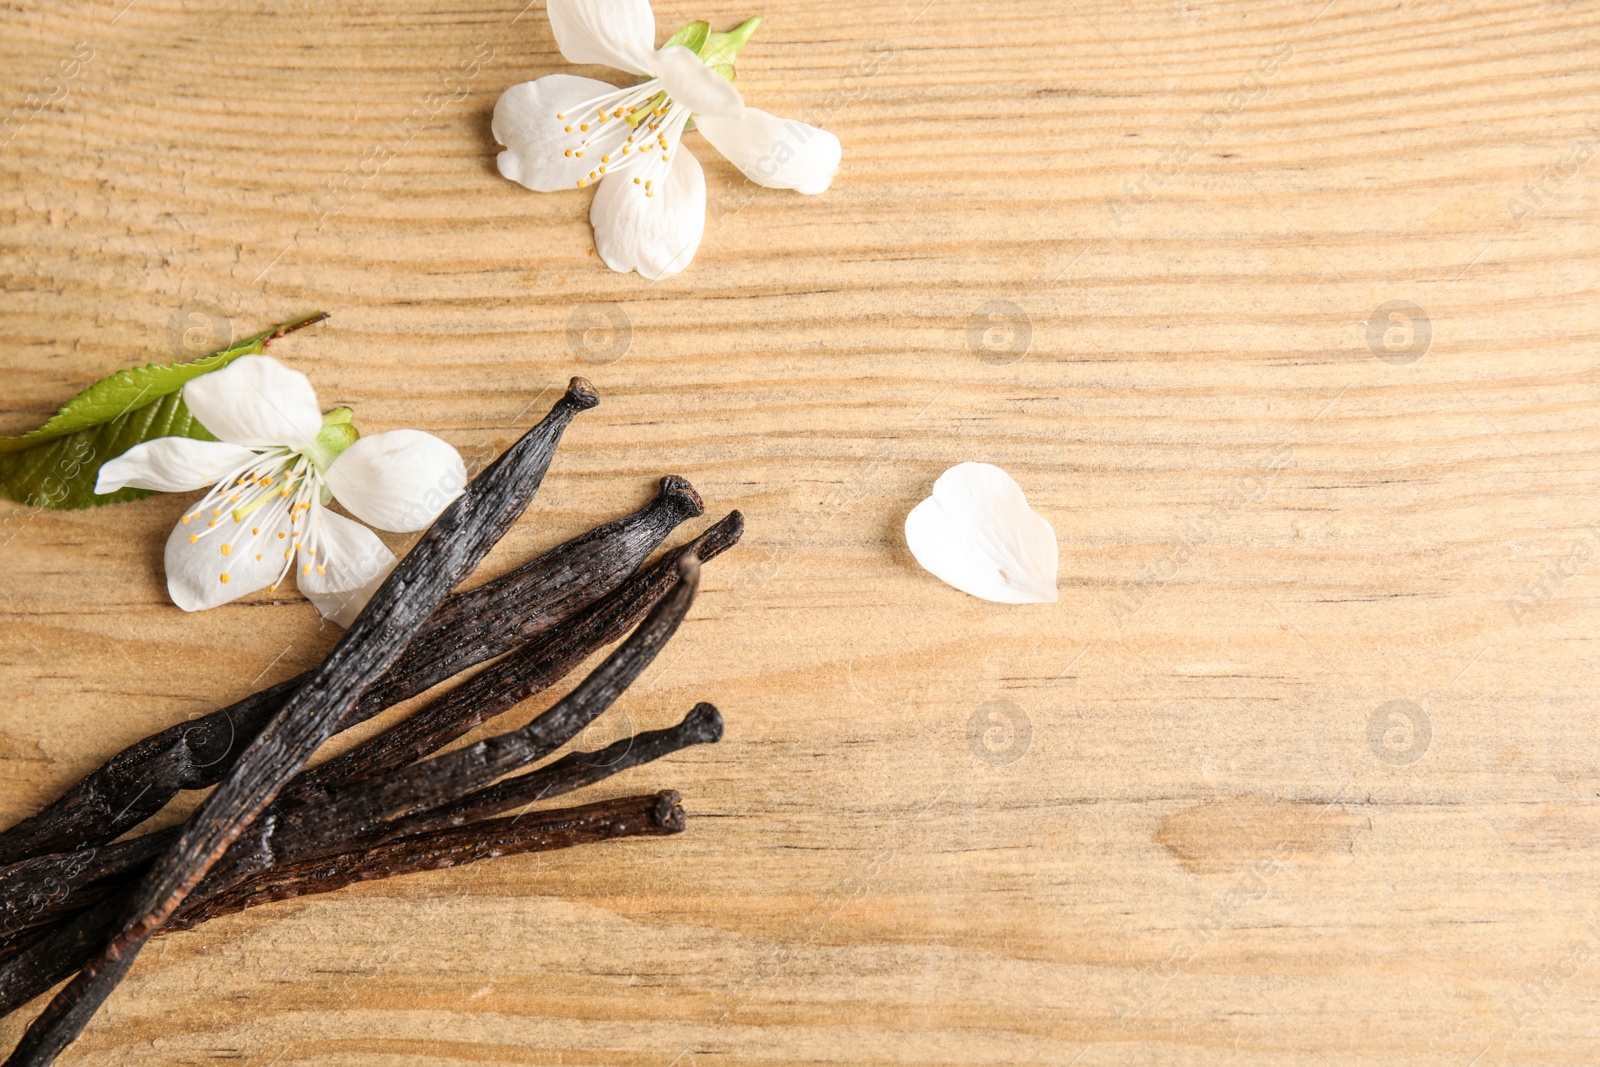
[
  {"x1": 662, "y1": 20, "x2": 710, "y2": 54},
  {"x1": 0, "y1": 312, "x2": 329, "y2": 510}
]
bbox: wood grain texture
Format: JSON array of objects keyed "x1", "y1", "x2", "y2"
[{"x1": 2, "y1": 0, "x2": 1598, "y2": 1062}]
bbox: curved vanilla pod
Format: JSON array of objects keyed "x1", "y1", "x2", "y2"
[
  {"x1": 0, "y1": 513, "x2": 742, "y2": 954},
  {"x1": 2, "y1": 380, "x2": 598, "y2": 1067},
  {"x1": 0, "y1": 473, "x2": 701, "y2": 867}
]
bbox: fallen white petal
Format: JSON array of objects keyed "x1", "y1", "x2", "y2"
[
  {"x1": 904, "y1": 462, "x2": 1059, "y2": 604},
  {"x1": 296, "y1": 504, "x2": 397, "y2": 627},
  {"x1": 494, "y1": 75, "x2": 634, "y2": 193},
  {"x1": 590, "y1": 146, "x2": 706, "y2": 280},
  {"x1": 547, "y1": 0, "x2": 657, "y2": 75},
  {"x1": 163, "y1": 507, "x2": 293, "y2": 612},
  {"x1": 325, "y1": 429, "x2": 466, "y2": 533},
  {"x1": 182, "y1": 355, "x2": 322, "y2": 449},
  {"x1": 695, "y1": 107, "x2": 841, "y2": 194},
  {"x1": 95, "y1": 437, "x2": 257, "y2": 495},
  {"x1": 653, "y1": 45, "x2": 743, "y2": 118}
]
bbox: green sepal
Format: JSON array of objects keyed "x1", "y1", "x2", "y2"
[
  {"x1": 306, "y1": 410, "x2": 360, "y2": 474},
  {"x1": 702, "y1": 16, "x2": 761, "y2": 72},
  {"x1": 0, "y1": 312, "x2": 328, "y2": 510},
  {"x1": 662, "y1": 20, "x2": 710, "y2": 54}
]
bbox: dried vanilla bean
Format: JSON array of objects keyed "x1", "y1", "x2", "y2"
[
  {"x1": 166, "y1": 792, "x2": 687, "y2": 932},
  {"x1": 4, "y1": 380, "x2": 598, "y2": 1067},
  {"x1": 0, "y1": 513, "x2": 742, "y2": 951},
  {"x1": 0, "y1": 474, "x2": 701, "y2": 867},
  {"x1": 379, "y1": 703, "x2": 722, "y2": 840}
]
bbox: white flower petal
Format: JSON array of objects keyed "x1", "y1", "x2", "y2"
[
  {"x1": 95, "y1": 438, "x2": 257, "y2": 495},
  {"x1": 325, "y1": 429, "x2": 466, "y2": 533},
  {"x1": 590, "y1": 146, "x2": 706, "y2": 280},
  {"x1": 904, "y1": 462, "x2": 1059, "y2": 604},
  {"x1": 653, "y1": 45, "x2": 743, "y2": 118},
  {"x1": 494, "y1": 75, "x2": 635, "y2": 193},
  {"x1": 182, "y1": 355, "x2": 322, "y2": 449},
  {"x1": 297, "y1": 505, "x2": 397, "y2": 627},
  {"x1": 695, "y1": 107, "x2": 842, "y2": 194},
  {"x1": 547, "y1": 0, "x2": 656, "y2": 75},
  {"x1": 163, "y1": 507, "x2": 292, "y2": 612}
]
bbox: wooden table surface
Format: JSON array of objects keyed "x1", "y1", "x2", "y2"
[{"x1": 3, "y1": 0, "x2": 1599, "y2": 1062}]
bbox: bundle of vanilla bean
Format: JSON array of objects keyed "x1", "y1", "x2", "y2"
[{"x1": 0, "y1": 379, "x2": 739, "y2": 1065}]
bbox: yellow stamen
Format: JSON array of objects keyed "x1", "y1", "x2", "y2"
[
  {"x1": 219, "y1": 573, "x2": 231, "y2": 584},
  {"x1": 221, "y1": 544, "x2": 231, "y2": 556},
  {"x1": 189, "y1": 534, "x2": 198, "y2": 543}
]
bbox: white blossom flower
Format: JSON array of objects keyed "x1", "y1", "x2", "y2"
[
  {"x1": 95, "y1": 356, "x2": 466, "y2": 625},
  {"x1": 905, "y1": 463, "x2": 1059, "y2": 604},
  {"x1": 492, "y1": 1, "x2": 842, "y2": 280}
]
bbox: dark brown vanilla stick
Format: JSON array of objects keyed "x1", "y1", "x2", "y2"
[
  {"x1": 4, "y1": 381, "x2": 598, "y2": 1067},
  {"x1": 0, "y1": 702, "x2": 722, "y2": 1014},
  {"x1": 381, "y1": 703, "x2": 721, "y2": 840},
  {"x1": 166, "y1": 792, "x2": 686, "y2": 932},
  {"x1": 0, "y1": 475, "x2": 702, "y2": 867},
  {"x1": 0, "y1": 514, "x2": 742, "y2": 951}
]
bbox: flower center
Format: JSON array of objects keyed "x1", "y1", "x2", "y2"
[
  {"x1": 180, "y1": 410, "x2": 359, "y2": 589},
  {"x1": 558, "y1": 82, "x2": 687, "y2": 191}
]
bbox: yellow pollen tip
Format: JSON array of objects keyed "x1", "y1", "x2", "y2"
[
  {"x1": 564, "y1": 148, "x2": 573, "y2": 157},
  {"x1": 255, "y1": 554, "x2": 263, "y2": 561},
  {"x1": 580, "y1": 123, "x2": 589, "y2": 131},
  {"x1": 576, "y1": 178, "x2": 588, "y2": 187},
  {"x1": 181, "y1": 515, "x2": 191, "y2": 524},
  {"x1": 564, "y1": 125, "x2": 573, "y2": 132},
  {"x1": 601, "y1": 155, "x2": 610, "y2": 163},
  {"x1": 211, "y1": 508, "x2": 220, "y2": 517},
  {"x1": 633, "y1": 177, "x2": 641, "y2": 184},
  {"x1": 221, "y1": 544, "x2": 232, "y2": 556},
  {"x1": 303, "y1": 563, "x2": 312, "y2": 575},
  {"x1": 317, "y1": 566, "x2": 326, "y2": 574},
  {"x1": 278, "y1": 531, "x2": 286, "y2": 539},
  {"x1": 219, "y1": 573, "x2": 231, "y2": 584},
  {"x1": 189, "y1": 534, "x2": 198, "y2": 543},
  {"x1": 252, "y1": 527, "x2": 259, "y2": 535}
]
